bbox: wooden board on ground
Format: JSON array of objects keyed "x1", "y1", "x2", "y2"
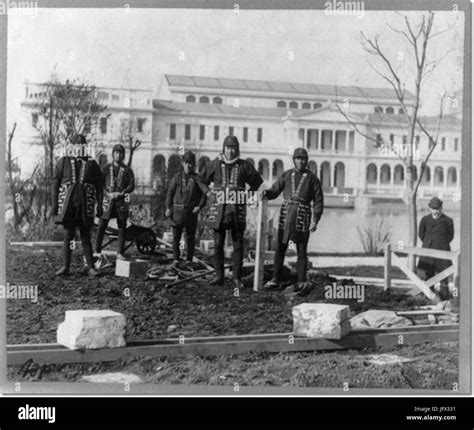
[{"x1": 7, "y1": 324, "x2": 459, "y2": 365}]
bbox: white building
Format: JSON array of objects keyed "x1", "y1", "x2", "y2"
[{"x1": 20, "y1": 74, "x2": 462, "y2": 210}]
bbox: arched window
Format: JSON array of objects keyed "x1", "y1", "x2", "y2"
[
  {"x1": 320, "y1": 162, "x2": 331, "y2": 188},
  {"x1": 447, "y1": 167, "x2": 457, "y2": 186},
  {"x1": 289, "y1": 101, "x2": 298, "y2": 109},
  {"x1": 380, "y1": 164, "x2": 391, "y2": 184},
  {"x1": 152, "y1": 154, "x2": 166, "y2": 189},
  {"x1": 394, "y1": 165, "x2": 404, "y2": 185},
  {"x1": 302, "y1": 102, "x2": 311, "y2": 109},
  {"x1": 374, "y1": 106, "x2": 383, "y2": 114},
  {"x1": 245, "y1": 158, "x2": 255, "y2": 168},
  {"x1": 434, "y1": 166, "x2": 444, "y2": 185},
  {"x1": 186, "y1": 95, "x2": 196, "y2": 103},
  {"x1": 334, "y1": 162, "x2": 345, "y2": 188},
  {"x1": 272, "y1": 159, "x2": 284, "y2": 178},
  {"x1": 399, "y1": 108, "x2": 404, "y2": 114},
  {"x1": 313, "y1": 103, "x2": 322, "y2": 109},
  {"x1": 421, "y1": 166, "x2": 431, "y2": 184},
  {"x1": 277, "y1": 101, "x2": 287, "y2": 108},
  {"x1": 213, "y1": 97, "x2": 222, "y2": 104},
  {"x1": 367, "y1": 163, "x2": 377, "y2": 184},
  {"x1": 198, "y1": 156, "x2": 211, "y2": 174},
  {"x1": 199, "y1": 96, "x2": 210, "y2": 104},
  {"x1": 258, "y1": 159, "x2": 270, "y2": 180},
  {"x1": 386, "y1": 107, "x2": 395, "y2": 114},
  {"x1": 308, "y1": 160, "x2": 317, "y2": 176},
  {"x1": 99, "y1": 154, "x2": 108, "y2": 169}
]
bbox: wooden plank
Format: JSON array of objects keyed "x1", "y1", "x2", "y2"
[
  {"x1": 393, "y1": 245, "x2": 458, "y2": 261},
  {"x1": 384, "y1": 243, "x2": 391, "y2": 291},
  {"x1": 253, "y1": 198, "x2": 267, "y2": 292},
  {"x1": 425, "y1": 266, "x2": 456, "y2": 288},
  {"x1": 392, "y1": 254, "x2": 440, "y2": 303},
  {"x1": 396, "y1": 310, "x2": 448, "y2": 316},
  {"x1": 7, "y1": 329, "x2": 459, "y2": 365},
  {"x1": 7, "y1": 326, "x2": 459, "y2": 365}
]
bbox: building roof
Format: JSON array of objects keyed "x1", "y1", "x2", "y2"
[
  {"x1": 153, "y1": 100, "x2": 294, "y2": 118},
  {"x1": 165, "y1": 74, "x2": 415, "y2": 101},
  {"x1": 364, "y1": 113, "x2": 461, "y2": 128},
  {"x1": 153, "y1": 100, "x2": 460, "y2": 131}
]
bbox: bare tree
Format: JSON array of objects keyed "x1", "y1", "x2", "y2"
[
  {"x1": 6, "y1": 123, "x2": 39, "y2": 231},
  {"x1": 335, "y1": 11, "x2": 455, "y2": 268},
  {"x1": 30, "y1": 75, "x2": 108, "y2": 219}
]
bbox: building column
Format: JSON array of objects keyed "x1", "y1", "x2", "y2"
[
  {"x1": 376, "y1": 164, "x2": 381, "y2": 188},
  {"x1": 443, "y1": 167, "x2": 448, "y2": 189},
  {"x1": 316, "y1": 129, "x2": 320, "y2": 150}
]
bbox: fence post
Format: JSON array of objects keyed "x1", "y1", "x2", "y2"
[
  {"x1": 384, "y1": 243, "x2": 391, "y2": 291},
  {"x1": 451, "y1": 252, "x2": 460, "y2": 311},
  {"x1": 253, "y1": 198, "x2": 268, "y2": 292}
]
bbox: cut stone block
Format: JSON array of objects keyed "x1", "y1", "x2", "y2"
[
  {"x1": 350, "y1": 310, "x2": 412, "y2": 330},
  {"x1": 115, "y1": 259, "x2": 149, "y2": 278},
  {"x1": 57, "y1": 310, "x2": 126, "y2": 350},
  {"x1": 292, "y1": 303, "x2": 351, "y2": 339}
]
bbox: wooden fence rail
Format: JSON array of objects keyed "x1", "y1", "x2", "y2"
[{"x1": 384, "y1": 243, "x2": 460, "y2": 304}]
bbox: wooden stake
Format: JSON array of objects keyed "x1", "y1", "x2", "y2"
[
  {"x1": 253, "y1": 198, "x2": 268, "y2": 292},
  {"x1": 384, "y1": 243, "x2": 391, "y2": 291}
]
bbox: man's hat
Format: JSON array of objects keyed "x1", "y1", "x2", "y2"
[
  {"x1": 71, "y1": 134, "x2": 87, "y2": 145},
  {"x1": 293, "y1": 147, "x2": 308, "y2": 159},
  {"x1": 223, "y1": 135, "x2": 240, "y2": 155},
  {"x1": 428, "y1": 197, "x2": 443, "y2": 209},
  {"x1": 182, "y1": 150, "x2": 196, "y2": 164},
  {"x1": 112, "y1": 144, "x2": 125, "y2": 154}
]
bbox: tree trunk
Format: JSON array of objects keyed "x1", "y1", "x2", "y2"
[{"x1": 406, "y1": 166, "x2": 418, "y2": 271}]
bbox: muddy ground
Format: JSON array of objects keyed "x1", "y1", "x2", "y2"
[{"x1": 6, "y1": 246, "x2": 456, "y2": 389}]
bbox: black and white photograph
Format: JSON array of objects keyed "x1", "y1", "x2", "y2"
[{"x1": 1, "y1": 0, "x2": 470, "y2": 398}]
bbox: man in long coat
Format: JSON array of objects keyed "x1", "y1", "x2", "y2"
[
  {"x1": 94, "y1": 144, "x2": 135, "y2": 259},
  {"x1": 198, "y1": 136, "x2": 263, "y2": 288},
  {"x1": 417, "y1": 197, "x2": 454, "y2": 300},
  {"x1": 262, "y1": 147, "x2": 324, "y2": 292},
  {"x1": 165, "y1": 151, "x2": 206, "y2": 263},
  {"x1": 52, "y1": 134, "x2": 104, "y2": 276}
]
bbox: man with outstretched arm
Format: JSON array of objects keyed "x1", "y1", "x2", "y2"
[{"x1": 262, "y1": 147, "x2": 324, "y2": 292}]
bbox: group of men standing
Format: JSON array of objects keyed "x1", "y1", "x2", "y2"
[
  {"x1": 53, "y1": 135, "x2": 135, "y2": 277},
  {"x1": 52, "y1": 133, "x2": 454, "y2": 300},
  {"x1": 52, "y1": 133, "x2": 324, "y2": 291}
]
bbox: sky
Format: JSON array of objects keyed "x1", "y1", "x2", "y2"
[{"x1": 7, "y1": 8, "x2": 465, "y2": 127}]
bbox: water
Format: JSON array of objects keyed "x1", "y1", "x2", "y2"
[
  {"x1": 263, "y1": 204, "x2": 461, "y2": 254},
  {"x1": 309, "y1": 207, "x2": 461, "y2": 253}
]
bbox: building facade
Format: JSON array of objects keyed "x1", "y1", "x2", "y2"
[{"x1": 20, "y1": 74, "x2": 462, "y2": 211}]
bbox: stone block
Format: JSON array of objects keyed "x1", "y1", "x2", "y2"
[
  {"x1": 292, "y1": 303, "x2": 351, "y2": 339},
  {"x1": 57, "y1": 310, "x2": 126, "y2": 350},
  {"x1": 115, "y1": 259, "x2": 148, "y2": 278},
  {"x1": 350, "y1": 310, "x2": 412, "y2": 330}
]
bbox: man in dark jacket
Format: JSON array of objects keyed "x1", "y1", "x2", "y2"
[
  {"x1": 165, "y1": 151, "x2": 206, "y2": 263},
  {"x1": 95, "y1": 144, "x2": 135, "y2": 259},
  {"x1": 198, "y1": 136, "x2": 263, "y2": 288},
  {"x1": 52, "y1": 134, "x2": 104, "y2": 277},
  {"x1": 262, "y1": 147, "x2": 324, "y2": 292},
  {"x1": 417, "y1": 197, "x2": 454, "y2": 300}
]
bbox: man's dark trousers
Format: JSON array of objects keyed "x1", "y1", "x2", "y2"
[
  {"x1": 273, "y1": 229, "x2": 309, "y2": 283},
  {"x1": 213, "y1": 223, "x2": 244, "y2": 282}
]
